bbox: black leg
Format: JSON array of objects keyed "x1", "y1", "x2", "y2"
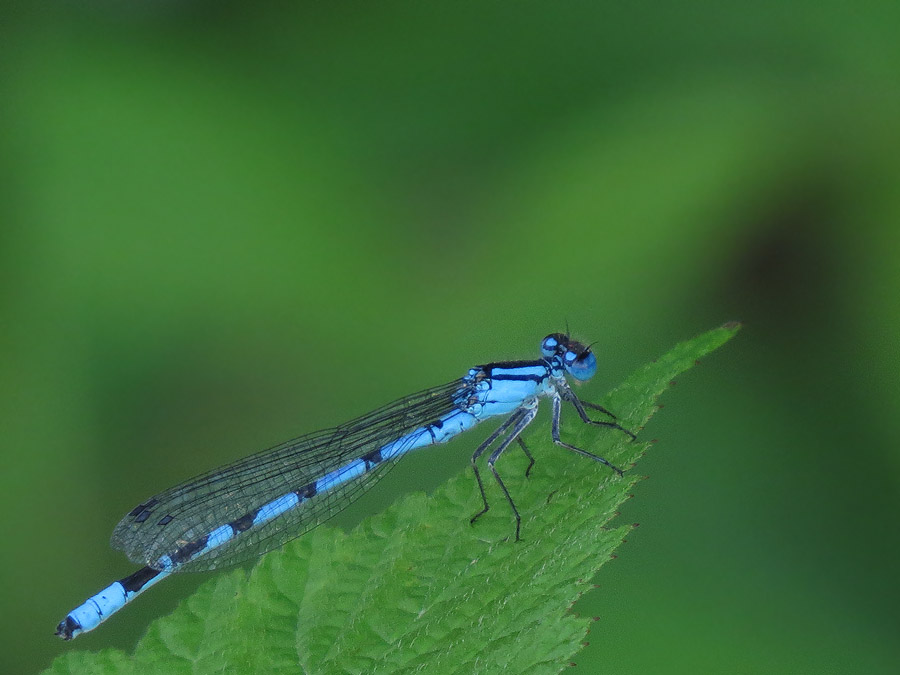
[
  {"x1": 551, "y1": 395, "x2": 625, "y2": 475},
  {"x1": 564, "y1": 387, "x2": 637, "y2": 441},
  {"x1": 472, "y1": 403, "x2": 537, "y2": 541},
  {"x1": 469, "y1": 401, "x2": 538, "y2": 541},
  {"x1": 484, "y1": 405, "x2": 539, "y2": 541},
  {"x1": 581, "y1": 399, "x2": 617, "y2": 419},
  {"x1": 469, "y1": 410, "x2": 526, "y2": 527},
  {"x1": 517, "y1": 437, "x2": 535, "y2": 478}
]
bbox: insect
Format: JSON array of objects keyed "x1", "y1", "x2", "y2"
[{"x1": 56, "y1": 332, "x2": 635, "y2": 639}]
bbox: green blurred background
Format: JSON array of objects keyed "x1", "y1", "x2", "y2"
[{"x1": 3, "y1": 2, "x2": 899, "y2": 673}]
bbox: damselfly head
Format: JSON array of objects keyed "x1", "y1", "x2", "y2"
[{"x1": 540, "y1": 333, "x2": 598, "y2": 381}]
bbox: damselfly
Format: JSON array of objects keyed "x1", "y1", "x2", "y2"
[{"x1": 56, "y1": 332, "x2": 635, "y2": 640}]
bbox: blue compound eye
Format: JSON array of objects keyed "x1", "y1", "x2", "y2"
[
  {"x1": 540, "y1": 335, "x2": 560, "y2": 357},
  {"x1": 566, "y1": 350, "x2": 597, "y2": 381}
]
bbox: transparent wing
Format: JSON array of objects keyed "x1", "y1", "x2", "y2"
[{"x1": 110, "y1": 378, "x2": 471, "y2": 572}]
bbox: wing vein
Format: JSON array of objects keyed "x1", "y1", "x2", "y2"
[{"x1": 109, "y1": 377, "x2": 473, "y2": 571}]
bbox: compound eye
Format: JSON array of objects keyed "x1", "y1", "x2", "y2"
[
  {"x1": 540, "y1": 335, "x2": 559, "y2": 357},
  {"x1": 566, "y1": 351, "x2": 597, "y2": 381}
]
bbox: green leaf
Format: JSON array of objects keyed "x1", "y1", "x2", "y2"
[{"x1": 46, "y1": 323, "x2": 740, "y2": 675}]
